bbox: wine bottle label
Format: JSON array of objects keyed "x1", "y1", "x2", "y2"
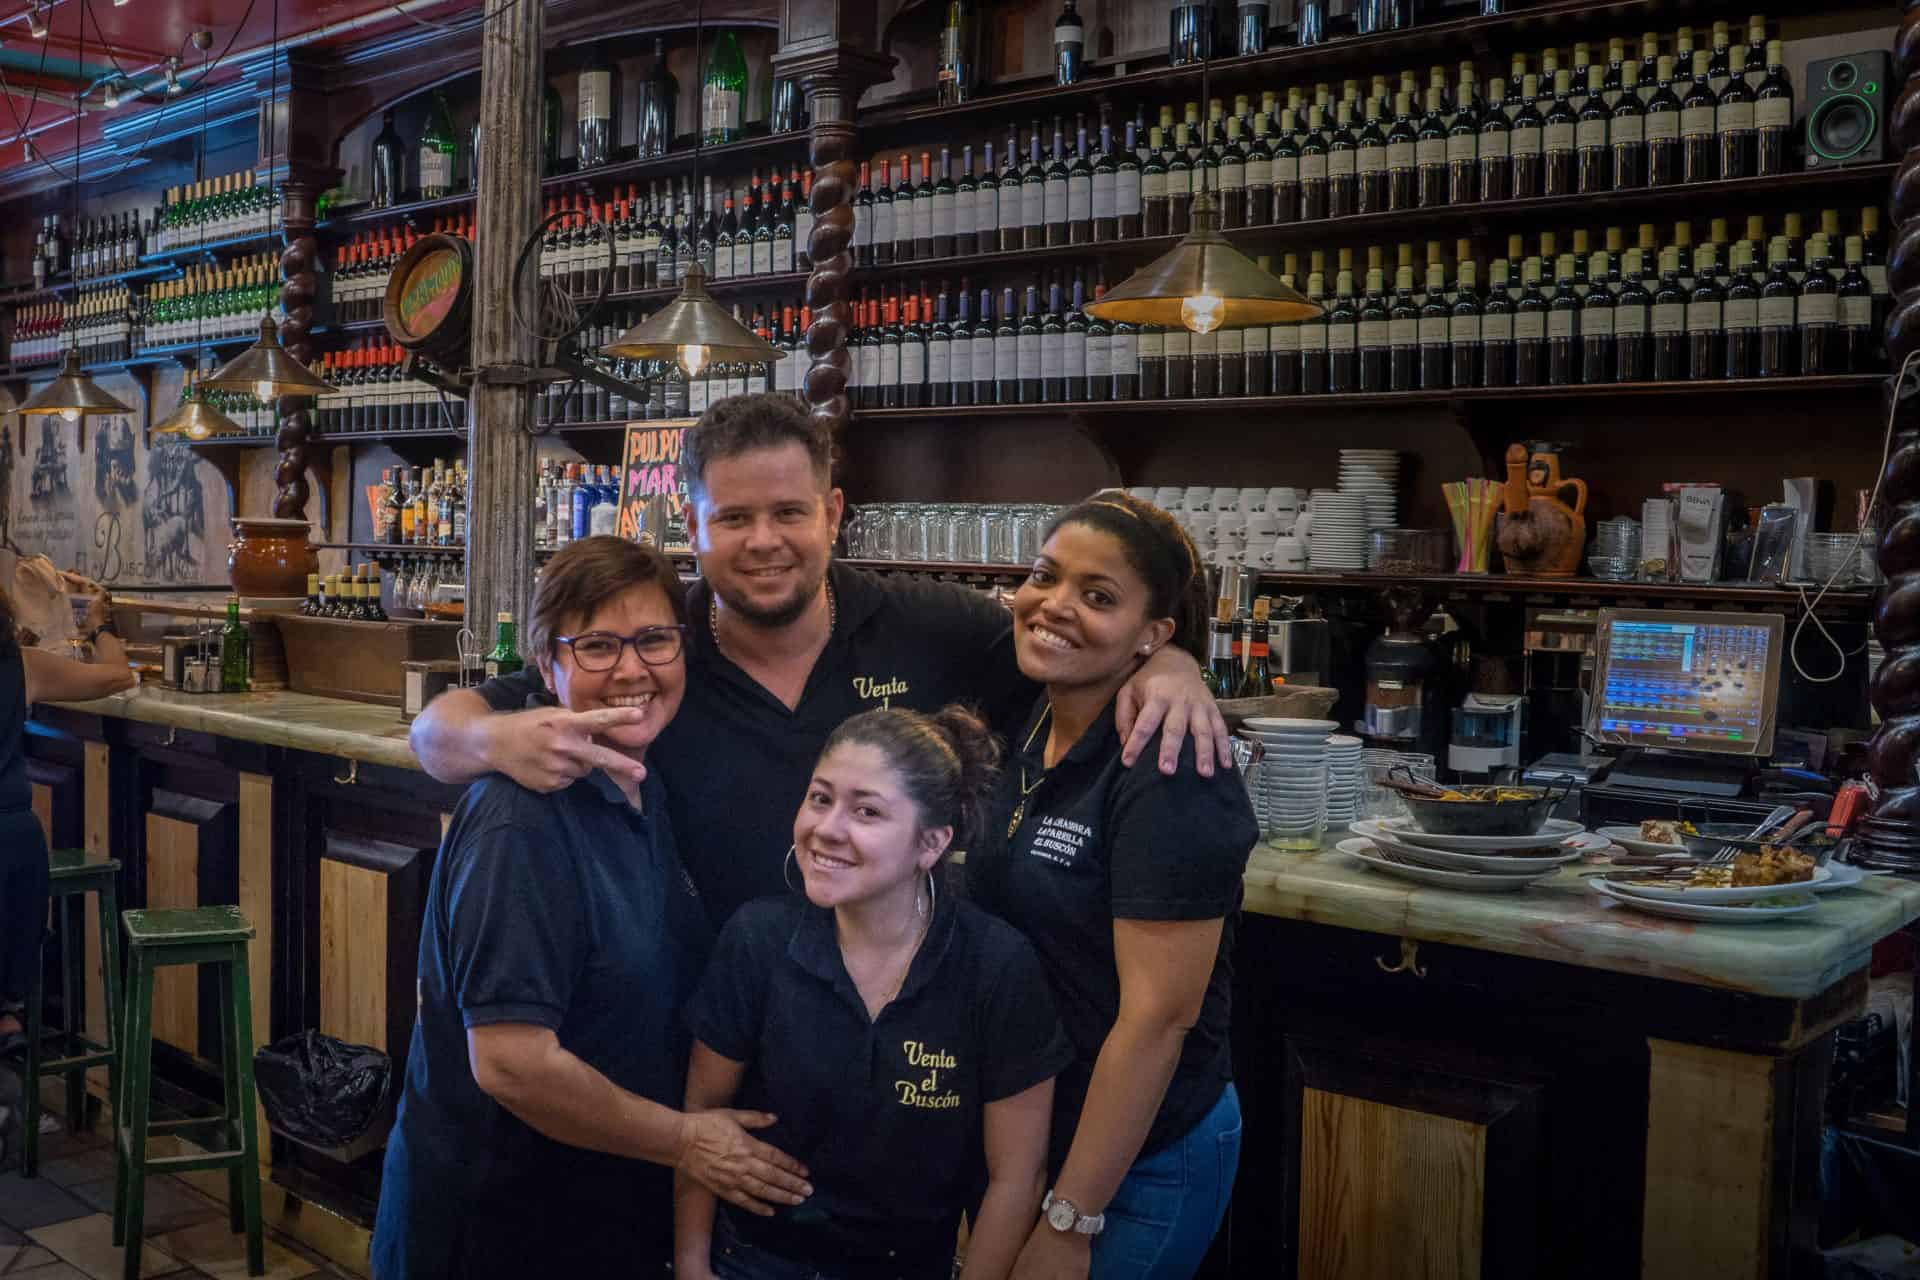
[
  {"x1": 703, "y1": 87, "x2": 741, "y2": 133},
  {"x1": 1143, "y1": 169, "x2": 1168, "y2": 200},
  {"x1": 853, "y1": 208, "x2": 871, "y2": 248},
  {"x1": 1247, "y1": 157, "x2": 1273, "y2": 187},
  {"x1": 1417, "y1": 138, "x2": 1448, "y2": 166},
  {"x1": 1514, "y1": 312, "x2": 1546, "y2": 339},
  {"x1": 1168, "y1": 167, "x2": 1194, "y2": 196},
  {"x1": 1717, "y1": 102, "x2": 1754, "y2": 132},
  {"x1": 776, "y1": 352, "x2": 796, "y2": 392},
  {"x1": 1509, "y1": 126, "x2": 1543, "y2": 156},
  {"x1": 995, "y1": 334, "x2": 1018, "y2": 377},
  {"x1": 914, "y1": 197, "x2": 933, "y2": 244},
  {"x1": 1272, "y1": 155, "x2": 1300, "y2": 184},
  {"x1": 752, "y1": 240, "x2": 773, "y2": 275},
  {"x1": 1069, "y1": 174, "x2": 1092, "y2": 221},
  {"x1": 1583, "y1": 306, "x2": 1615, "y2": 336},
  {"x1": 1164, "y1": 330, "x2": 1191, "y2": 357},
  {"x1": 1066, "y1": 331, "x2": 1087, "y2": 376},
  {"x1": 1088, "y1": 334, "x2": 1113, "y2": 377},
  {"x1": 979, "y1": 187, "x2": 1000, "y2": 232},
  {"x1": 1387, "y1": 141, "x2": 1416, "y2": 170},
  {"x1": 881, "y1": 345, "x2": 901, "y2": 385},
  {"x1": 1648, "y1": 302, "x2": 1684, "y2": 334},
  {"x1": 1544, "y1": 122, "x2": 1576, "y2": 153},
  {"x1": 1113, "y1": 332, "x2": 1139, "y2": 371},
  {"x1": 1220, "y1": 160, "x2": 1246, "y2": 191},
  {"x1": 1271, "y1": 324, "x2": 1300, "y2": 352},
  {"x1": 1357, "y1": 147, "x2": 1387, "y2": 175},
  {"x1": 419, "y1": 150, "x2": 453, "y2": 189},
  {"x1": 1022, "y1": 184, "x2": 1046, "y2": 227},
  {"x1": 1298, "y1": 154, "x2": 1327, "y2": 182},
  {"x1": 1245, "y1": 326, "x2": 1269, "y2": 353},
  {"x1": 1577, "y1": 119, "x2": 1608, "y2": 148},
  {"x1": 1447, "y1": 133, "x2": 1477, "y2": 163},
  {"x1": 1018, "y1": 336, "x2": 1042, "y2": 379},
  {"x1": 1756, "y1": 97, "x2": 1793, "y2": 128},
  {"x1": 902, "y1": 341, "x2": 926, "y2": 385},
  {"x1": 1680, "y1": 106, "x2": 1716, "y2": 137},
  {"x1": 690, "y1": 379, "x2": 712, "y2": 413},
  {"x1": 1389, "y1": 318, "x2": 1417, "y2": 347},
  {"x1": 1645, "y1": 112, "x2": 1681, "y2": 141},
  {"x1": 933, "y1": 192, "x2": 956, "y2": 238},
  {"x1": 1138, "y1": 329, "x2": 1164, "y2": 359},
  {"x1": 1868, "y1": 265, "x2": 1889, "y2": 296},
  {"x1": 1548, "y1": 310, "x2": 1577, "y2": 339},
  {"x1": 971, "y1": 335, "x2": 994, "y2": 375},
  {"x1": 1451, "y1": 313, "x2": 1481, "y2": 342},
  {"x1": 1055, "y1": 23, "x2": 1082, "y2": 45},
  {"x1": 874, "y1": 202, "x2": 895, "y2": 246},
  {"x1": 1687, "y1": 300, "x2": 1722, "y2": 332},
  {"x1": 1328, "y1": 149, "x2": 1356, "y2": 178},
  {"x1": 1191, "y1": 330, "x2": 1216, "y2": 356},
  {"x1": 951, "y1": 336, "x2": 972, "y2": 384},
  {"x1": 1093, "y1": 172, "x2": 1116, "y2": 219},
  {"x1": 1358, "y1": 320, "x2": 1390, "y2": 347},
  {"x1": 579, "y1": 71, "x2": 613, "y2": 121},
  {"x1": 1045, "y1": 176, "x2": 1069, "y2": 223},
  {"x1": 1614, "y1": 304, "x2": 1648, "y2": 334},
  {"x1": 1327, "y1": 324, "x2": 1356, "y2": 352},
  {"x1": 1800, "y1": 293, "x2": 1838, "y2": 325},
  {"x1": 1117, "y1": 168, "x2": 1142, "y2": 215},
  {"x1": 1724, "y1": 298, "x2": 1759, "y2": 329},
  {"x1": 1609, "y1": 115, "x2": 1645, "y2": 145},
  {"x1": 1042, "y1": 332, "x2": 1064, "y2": 377},
  {"x1": 1420, "y1": 315, "x2": 1450, "y2": 344},
  {"x1": 1218, "y1": 329, "x2": 1244, "y2": 357},
  {"x1": 1844, "y1": 296, "x2": 1874, "y2": 325}
]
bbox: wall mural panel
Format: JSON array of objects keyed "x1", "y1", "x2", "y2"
[{"x1": 0, "y1": 368, "x2": 234, "y2": 589}]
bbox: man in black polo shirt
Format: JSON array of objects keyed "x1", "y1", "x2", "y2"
[{"x1": 409, "y1": 394, "x2": 1229, "y2": 924}]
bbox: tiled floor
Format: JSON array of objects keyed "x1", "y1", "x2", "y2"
[{"x1": 1, "y1": 1082, "x2": 357, "y2": 1280}]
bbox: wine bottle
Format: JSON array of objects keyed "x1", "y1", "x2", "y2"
[
  {"x1": 1754, "y1": 41, "x2": 1792, "y2": 176},
  {"x1": 702, "y1": 30, "x2": 747, "y2": 144},
  {"x1": 1451, "y1": 258, "x2": 1483, "y2": 388},
  {"x1": 1724, "y1": 238, "x2": 1761, "y2": 377},
  {"x1": 577, "y1": 46, "x2": 620, "y2": 170},
  {"x1": 1717, "y1": 47, "x2": 1756, "y2": 179},
  {"x1": 1799, "y1": 233, "x2": 1837, "y2": 374},
  {"x1": 1055, "y1": 0, "x2": 1084, "y2": 86},
  {"x1": 1758, "y1": 235, "x2": 1798, "y2": 377},
  {"x1": 1509, "y1": 75, "x2": 1544, "y2": 199},
  {"x1": 1513, "y1": 256, "x2": 1548, "y2": 386},
  {"x1": 1680, "y1": 51, "x2": 1719, "y2": 184},
  {"x1": 1416, "y1": 88, "x2": 1449, "y2": 208},
  {"x1": 637, "y1": 37, "x2": 677, "y2": 159},
  {"x1": 1651, "y1": 246, "x2": 1688, "y2": 380},
  {"x1": 1614, "y1": 246, "x2": 1652, "y2": 381},
  {"x1": 1272, "y1": 110, "x2": 1301, "y2": 225},
  {"x1": 1645, "y1": 57, "x2": 1682, "y2": 186},
  {"x1": 418, "y1": 92, "x2": 458, "y2": 200},
  {"x1": 371, "y1": 110, "x2": 404, "y2": 207},
  {"x1": 1447, "y1": 80, "x2": 1480, "y2": 205},
  {"x1": 1840, "y1": 236, "x2": 1876, "y2": 373},
  {"x1": 1543, "y1": 70, "x2": 1577, "y2": 197},
  {"x1": 1576, "y1": 65, "x2": 1612, "y2": 193},
  {"x1": 1420, "y1": 258, "x2": 1451, "y2": 390},
  {"x1": 1357, "y1": 268, "x2": 1390, "y2": 392},
  {"x1": 939, "y1": 0, "x2": 977, "y2": 106}
]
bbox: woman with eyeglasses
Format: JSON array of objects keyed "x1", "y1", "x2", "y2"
[{"x1": 373, "y1": 537, "x2": 810, "y2": 1280}]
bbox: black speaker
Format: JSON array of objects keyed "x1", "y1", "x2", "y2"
[{"x1": 1804, "y1": 50, "x2": 1893, "y2": 169}]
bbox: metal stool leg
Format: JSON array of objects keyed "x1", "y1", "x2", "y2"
[
  {"x1": 97, "y1": 872, "x2": 120, "y2": 1152},
  {"x1": 228, "y1": 948, "x2": 263, "y2": 1275},
  {"x1": 115, "y1": 949, "x2": 153, "y2": 1264},
  {"x1": 21, "y1": 923, "x2": 45, "y2": 1176},
  {"x1": 61, "y1": 896, "x2": 84, "y2": 1132}
]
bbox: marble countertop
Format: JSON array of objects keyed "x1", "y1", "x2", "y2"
[
  {"x1": 1245, "y1": 846, "x2": 1920, "y2": 999},
  {"x1": 44, "y1": 686, "x2": 422, "y2": 771}
]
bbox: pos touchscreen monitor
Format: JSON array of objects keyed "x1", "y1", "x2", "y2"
[{"x1": 1587, "y1": 609, "x2": 1784, "y2": 759}]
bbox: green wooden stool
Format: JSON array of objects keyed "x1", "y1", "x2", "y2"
[
  {"x1": 23, "y1": 850, "x2": 122, "y2": 1178},
  {"x1": 111, "y1": 906, "x2": 262, "y2": 1279}
]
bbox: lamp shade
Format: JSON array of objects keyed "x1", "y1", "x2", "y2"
[
  {"x1": 601, "y1": 263, "x2": 785, "y2": 365},
  {"x1": 1082, "y1": 191, "x2": 1322, "y2": 331},
  {"x1": 16, "y1": 349, "x2": 134, "y2": 417},
  {"x1": 201, "y1": 314, "x2": 336, "y2": 398},
  {"x1": 152, "y1": 392, "x2": 246, "y2": 441}
]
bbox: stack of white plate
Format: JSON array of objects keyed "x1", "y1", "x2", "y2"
[
  {"x1": 1306, "y1": 491, "x2": 1369, "y2": 570},
  {"x1": 1338, "y1": 449, "x2": 1401, "y2": 531},
  {"x1": 1588, "y1": 866, "x2": 1832, "y2": 922},
  {"x1": 1239, "y1": 717, "x2": 1336, "y2": 850},
  {"x1": 1342, "y1": 817, "x2": 1605, "y2": 893},
  {"x1": 1325, "y1": 734, "x2": 1363, "y2": 825}
]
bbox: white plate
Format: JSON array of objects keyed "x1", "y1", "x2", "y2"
[
  {"x1": 1596, "y1": 827, "x2": 1693, "y2": 857},
  {"x1": 1353, "y1": 831, "x2": 1588, "y2": 874},
  {"x1": 1366, "y1": 817, "x2": 1587, "y2": 851},
  {"x1": 1599, "y1": 864, "x2": 1834, "y2": 903},
  {"x1": 1814, "y1": 862, "x2": 1890, "y2": 892},
  {"x1": 1245, "y1": 717, "x2": 1339, "y2": 733},
  {"x1": 1589, "y1": 878, "x2": 1818, "y2": 922},
  {"x1": 1338, "y1": 838, "x2": 1555, "y2": 892}
]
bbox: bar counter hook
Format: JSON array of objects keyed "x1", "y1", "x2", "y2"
[
  {"x1": 1375, "y1": 937, "x2": 1427, "y2": 979},
  {"x1": 333, "y1": 758, "x2": 359, "y2": 786}
]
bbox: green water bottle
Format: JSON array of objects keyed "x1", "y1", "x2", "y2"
[
  {"x1": 484, "y1": 611, "x2": 523, "y2": 679},
  {"x1": 219, "y1": 596, "x2": 251, "y2": 693}
]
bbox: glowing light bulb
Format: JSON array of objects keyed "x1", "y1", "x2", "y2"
[
  {"x1": 679, "y1": 343, "x2": 708, "y2": 377},
  {"x1": 1181, "y1": 291, "x2": 1224, "y2": 335},
  {"x1": 186, "y1": 421, "x2": 210, "y2": 441},
  {"x1": 103, "y1": 86, "x2": 120, "y2": 110},
  {"x1": 254, "y1": 380, "x2": 275, "y2": 404},
  {"x1": 60, "y1": 407, "x2": 79, "y2": 423}
]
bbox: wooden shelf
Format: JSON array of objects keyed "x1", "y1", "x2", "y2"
[
  {"x1": 179, "y1": 434, "x2": 280, "y2": 448},
  {"x1": 605, "y1": 270, "x2": 809, "y2": 304},
  {"x1": 1255, "y1": 569, "x2": 1874, "y2": 609},
  {"x1": 314, "y1": 427, "x2": 467, "y2": 443},
  {"x1": 52, "y1": 263, "x2": 180, "y2": 294},
  {"x1": 139, "y1": 228, "x2": 286, "y2": 266},
  {"x1": 314, "y1": 541, "x2": 465, "y2": 556}
]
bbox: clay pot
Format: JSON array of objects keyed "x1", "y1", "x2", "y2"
[{"x1": 228, "y1": 517, "x2": 318, "y2": 597}]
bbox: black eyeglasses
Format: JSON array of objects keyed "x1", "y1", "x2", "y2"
[{"x1": 554, "y1": 625, "x2": 689, "y2": 671}]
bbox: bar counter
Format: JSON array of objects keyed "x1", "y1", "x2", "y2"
[{"x1": 22, "y1": 690, "x2": 1920, "y2": 1279}]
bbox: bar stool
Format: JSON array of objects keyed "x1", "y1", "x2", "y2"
[
  {"x1": 112, "y1": 906, "x2": 262, "y2": 1279},
  {"x1": 22, "y1": 850, "x2": 121, "y2": 1178}
]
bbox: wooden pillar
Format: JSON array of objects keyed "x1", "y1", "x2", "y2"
[
  {"x1": 774, "y1": 0, "x2": 892, "y2": 440},
  {"x1": 464, "y1": 0, "x2": 544, "y2": 633}
]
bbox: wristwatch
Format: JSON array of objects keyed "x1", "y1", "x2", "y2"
[{"x1": 1042, "y1": 1190, "x2": 1105, "y2": 1236}]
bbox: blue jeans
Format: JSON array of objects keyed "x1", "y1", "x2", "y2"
[{"x1": 1090, "y1": 1083, "x2": 1242, "y2": 1280}]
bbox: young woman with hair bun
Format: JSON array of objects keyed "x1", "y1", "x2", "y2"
[{"x1": 677, "y1": 703, "x2": 1074, "y2": 1280}]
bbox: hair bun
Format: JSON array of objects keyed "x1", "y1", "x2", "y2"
[{"x1": 927, "y1": 704, "x2": 1003, "y2": 850}]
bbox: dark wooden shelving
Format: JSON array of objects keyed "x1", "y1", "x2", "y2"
[
  {"x1": 180, "y1": 435, "x2": 279, "y2": 448},
  {"x1": 52, "y1": 263, "x2": 180, "y2": 294},
  {"x1": 314, "y1": 540, "x2": 465, "y2": 556},
  {"x1": 314, "y1": 427, "x2": 467, "y2": 443},
  {"x1": 606, "y1": 270, "x2": 809, "y2": 305},
  {"x1": 139, "y1": 227, "x2": 288, "y2": 267}
]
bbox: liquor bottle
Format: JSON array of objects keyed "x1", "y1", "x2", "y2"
[
  {"x1": 913, "y1": 151, "x2": 936, "y2": 259},
  {"x1": 219, "y1": 597, "x2": 251, "y2": 693},
  {"x1": 1840, "y1": 236, "x2": 1876, "y2": 373},
  {"x1": 1045, "y1": 122, "x2": 1072, "y2": 247},
  {"x1": 1614, "y1": 246, "x2": 1652, "y2": 381},
  {"x1": 371, "y1": 111, "x2": 404, "y2": 207},
  {"x1": 972, "y1": 287, "x2": 997, "y2": 405},
  {"x1": 484, "y1": 612, "x2": 523, "y2": 678},
  {"x1": 1357, "y1": 268, "x2": 1390, "y2": 392},
  {"x1": 1645, "y1": 57, "x2": 1682, "y2": 186},
  {"x1": 1236, "y1": 599, "x2": 1275, "y2": 697},
  {"x1": 637, "y1": 37, "x2": 676, "y2": 159},
  {"x1": 419, "y1": 92, "x2": 458, "y2": 200},
  {"x1": 1021, "y1": 126, "x2": 1048, "y2": 249},
  {"x1": 577, "y1": 45, "x2": 620, "y2": 170},
  {"x1": 1170, "y1": 0, "x2": 1212, "y2": 66},
  {"x1": 1420, "y1": 258, "x2": 1451, "y2": 389},
  {"x1": 302, "y1": 574, "x2": 321, "y2": 617},
  {"x1": 1724, "y1": 238, "x2": 1761, "y2": 377},
  {"x1": 995, "y1": 287, "x2": 1020, "y2": 404},
  {"x1": 1799, "y1": 233, "x2": 1838, "y2": 374},
  {"x1": 1204, "y1": 599, "x2": 1237, "y2": 695},
  {"x1": 367, "y1": 567, "x2": 390, "y2": 623},
  {"x1": 938, "y1": 0, "x2": 977, "y2": 106},
  {"x1": 1055, "y1": 0, "x2": 1084, "y2": 86},
  {"x1": 1326, "y1": 255, "x2": 1358, "y2": 394},
  {"x1": 1576, "y1": 66, "x2": 1612, "y2": 193},
  {"x1": 1513, "y1": 256, "x2": 1548, "y2": 386},
  {"x1": 1299, "y1": 108, "x2": 1329, "y2": 222},
  {"x1": 1680, "y1": 51, "x2": 1719, "y2": 184},
  {"x1": 1754, "y1": 41, "x2": 1792, "y2": 176},
  {"x1": 702, "y1": 30, "x2": 748, "y2": 144},
  {"x1": 1650, "y1": 246, "x2": 1688, "y2": 380}
]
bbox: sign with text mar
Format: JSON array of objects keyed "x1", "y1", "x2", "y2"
[{"x1": 617, "y1": 421, "x2": 691, "y2": 548}]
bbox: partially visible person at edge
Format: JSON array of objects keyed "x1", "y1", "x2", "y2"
[
  {"x1": 371, "y1": 538, "x2": 809, "y2": 1280},
  {"x1": 407, "y1": 393, "x2": 1231, "y2": 928},
  {"x1": 967, "y1": 493, "x2": 1259, "y2": 1280},
  {"x1": 676, "y1": 705, "x2": 1073, "y2": 1280},
  {"x1": 0, "y1": 586, "x2": 134, "y2": 1058}
]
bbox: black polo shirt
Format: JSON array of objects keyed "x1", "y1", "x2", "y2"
[
  {"x1": 478, "y1": 562, "x2": 1034, "y2": 925},
  {"x1": 372, "y1": 767, "x2": 712, "y2": 1279},
  {"x1": 966, "y1": 696, "x2": 1258, "y2": 1169},
  {"x1": 686, "y1": 890, "x2": 1074, "y2": 1278}
]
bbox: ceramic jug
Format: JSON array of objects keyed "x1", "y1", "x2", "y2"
[{"x1": 1495, "y1": 444, "x2": 1587, "y2": 578}]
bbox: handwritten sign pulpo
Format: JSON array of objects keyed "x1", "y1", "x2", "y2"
[{"x1": 617, "y1": 422, "x2": 691, "y2": 547}]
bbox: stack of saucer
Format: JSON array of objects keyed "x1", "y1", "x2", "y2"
[
  {"x1": 1238, "y1": 717, "x2": 1337, "y2": 850},
  {"x1": 1339, "y1": 449, "x2": 1401, "y2": 531},
  {"x1": 1324, "y1": 734, "x2": 1363, "y2": 826},
  {"x1": 1306, "y1": 491, "x2": 1369, "y2": 571}
]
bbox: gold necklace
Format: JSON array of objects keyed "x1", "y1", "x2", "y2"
[
  {"x1": 709, "y1": 578, "x2": 837, "y2": 659},
  {"x1": 878, "y1": 890, "x2": 931, "y2": 1007},
  {"x1": 1006, "y1": 705, "x2": 1053, "y2": 839}
]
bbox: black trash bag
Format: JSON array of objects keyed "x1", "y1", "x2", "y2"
[{"x1": 253, "y1": 1030, "x2": 391, "y2": 1149}]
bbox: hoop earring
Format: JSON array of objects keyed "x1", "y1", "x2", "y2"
[
  {"x1": 920, "y1": 868, "x2": 937, "y2": 920},
  {"x1": 783, "y1": 844, "x2": 804, "y2": 893}
]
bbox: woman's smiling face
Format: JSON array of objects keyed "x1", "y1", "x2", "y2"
[
  {"x1": 541, "y1": 581, "x2": 686, "y2": 756},
  {"x1": 792, "y1": 741, "x2": 944, "y2": 910},
  {"x1": 1012, "y1": 520, "x2": 1173, "y2": 692}
]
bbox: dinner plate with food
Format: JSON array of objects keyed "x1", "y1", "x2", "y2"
[
  {"x1": 1598, "y1": 819, "x2": 1698, "y2": 858},
  {"x1": 1588, "y1": 878, "x2": 1819, "y2": 922},
  {"x1": 1596, "y1": 846, "x2": 1831, "y2": 904}
]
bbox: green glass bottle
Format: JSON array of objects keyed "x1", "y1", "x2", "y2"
[
  {"x1": 219, "y1": 596, "x2": 251, "y2": 693},
  {"x1": 484, "y1": 611, "x2": 523, "y2": 679},
  {"x1": 418, "y1": 90, "x2": 459, "y2": 199},
  {"x1": 701, "y1": 31, "x2": 749, "y2": 145}
]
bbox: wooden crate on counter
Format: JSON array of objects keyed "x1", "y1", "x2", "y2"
[{"x1": 272, "y1": 614, "x2": 464, "y2": 707}]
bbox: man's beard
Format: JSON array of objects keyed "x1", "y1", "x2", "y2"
[{"x1": 714, "y1": 568, "x2": 828, "y2": 630}]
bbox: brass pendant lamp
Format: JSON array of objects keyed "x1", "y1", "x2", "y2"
[
  {"x1": 1082, "y1": 42, "x2": 1319, "y2": 333},
  {"x1": 198, "y1": 0, "x2": 335, "y2": 402},
  {"x1": 19, "y1": 8, "x2": 133, "y2": 421},
  {"x1": 601, "y1": 0, "x2": 782, "y2": 375}
]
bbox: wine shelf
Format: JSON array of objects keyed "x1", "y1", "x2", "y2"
[
  {"x1": 51, "y1": 263, "x2": 181, "y2": 295},
  {"x1": 315, "y1": 541, "x2": 465, "y2": 556},
  {"x1": 139, "y1": 227, "x2": 289, "y2": 267}
]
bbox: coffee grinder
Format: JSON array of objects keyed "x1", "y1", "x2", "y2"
[{"x1": 1361, "y1": 586, "x2": 1453, "y2": 762}]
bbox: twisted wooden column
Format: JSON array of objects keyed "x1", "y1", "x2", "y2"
[
  {"x1": 1863, "y1": 0, "x2": 1920, "y2": 857},
  {"x1": 273, "y1": 180, "x2": 322, "y2": 519},
  {"x1": 801, "y1": 81, "x2": 857, "y2": 432}
]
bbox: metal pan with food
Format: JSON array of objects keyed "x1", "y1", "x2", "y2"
[{"x1": 1385, "y1": 766, "x2": 1572, "y2": 837}]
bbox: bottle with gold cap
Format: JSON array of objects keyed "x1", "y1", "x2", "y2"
[
  {"x1": 1358, "y1": 262, "x2": 1391, "y2": 392},
  {"x1": 1582, "y1": 247, "x2": 1616, "y2": 384},
  {"x1": 1717, "y1": 45, "x2": 1757, "y2": 179},
  {"x1": 1327, "y1": 248, "x2": 1359, "y2": 394},
  {"x1": 1482, "y1": 256, "x2": 1515, "y2": 385},
  {"x1": 1651, "y1": 245, "x2": 1689, "y2": 380},
  {"x1": 1510, "y1": 75, "x2": 1544, "y2": 198},
  {"x1": 1754, "y1": 41, "x2": 1793, "y2": 174},
  {"x1": 1300, "y1": 251, "x2": 1330, "y2": 395},
  {"x1": 1515, "y1": 253, "x2": 1549, "y2": 386},
  {"x1": 1680, "y1": 50, "x2": 1719, "y2": 183},
  {"x1": 1839, "y1": 235, "x2": 1877, "y2": 373},
  {"x1": 1759, "y1": 234, "x2": 1799, "y2": 377},
  {"x1": 1615, "y1": 236, "x2": 1653, "y2": 381},
  {"x1": 1646, "y1": 55, "x2": 1683, "y2": 185},
  {"x1": 1799, "y1": 233, "x2": 1839, "y2": 374},
  {"x1": 1725, "y1": 237, "x2": 1763, "y2": 378},
  {"x1": 1272, "y1": 252, "x2": 1302, "y2": 394}
]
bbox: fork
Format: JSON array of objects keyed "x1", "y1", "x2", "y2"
[{"x1": 1708, "y1": 805, "x2": 1797, "y2": 862}]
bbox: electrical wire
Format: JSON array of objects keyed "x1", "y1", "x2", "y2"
[{"x1": 1787, "y1": 345, "x2": 1920, "y2": 684}]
